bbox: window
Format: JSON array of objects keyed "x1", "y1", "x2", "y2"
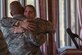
[
  {"x1": 58, "y1": 0, "x2": 79, "y2": 48},
  {"x1": 59, "y1": 0, "x2": 65, "y2": 48},
  {"x1": 0, "y1": 0, "x2": 1, "y2": 19},
  {"x1": 25, "y1": 0, "x2": 35, "y2": 6}
]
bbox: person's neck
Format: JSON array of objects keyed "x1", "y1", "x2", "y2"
[{"x1": 13, "y1": 14, "x2": 23, "y2": 18}]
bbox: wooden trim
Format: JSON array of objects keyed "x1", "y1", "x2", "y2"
[
  {"x1": 48, "y1": 0, "x2": 58, "y2": 55},
  {"x1": 39, "y1": 0, "x2": 47, "y2": 19}
]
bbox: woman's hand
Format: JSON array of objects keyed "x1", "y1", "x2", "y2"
[{"x1": 20, "y1": 19, "x2": 37, "y2": 32}]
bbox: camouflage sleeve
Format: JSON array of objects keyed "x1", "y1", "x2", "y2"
[
  {"x1": 45, "y1": 20, "x2": 54, "y2": 33},
  {"x1": 27, "y1": 18, "x2": 53, "y2": 46},
  {"x1": 36, "y1": 20, "x2": 53, "y2": 46},
  {"x1": 32, "y1": 33, "x2": 47, "y2": 46},
  {"x1": 0, "y1": 17, "x2": 16, "y2": 28},
  {"x1": 0, "y1": 30, "x2": 10, "y2": 55},
  {"x1": 35, "y1": 18, "x2": 53, "y2": 34},
  {"x1": 23, "y1": 18, "x2": 53, "y2": 46}
]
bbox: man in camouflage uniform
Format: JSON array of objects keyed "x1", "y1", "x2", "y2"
[{"x1": 0, "y1": 1, "x2": 53, "y2": 55}]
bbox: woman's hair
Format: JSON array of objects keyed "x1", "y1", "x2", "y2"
[{"x1": 25, "y1": 5, "x2": 36, "y2": 16}]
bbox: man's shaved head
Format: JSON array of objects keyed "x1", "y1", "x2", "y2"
[{"x1": 10, "y1": 1, "x2": 24, "y2": 16}]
